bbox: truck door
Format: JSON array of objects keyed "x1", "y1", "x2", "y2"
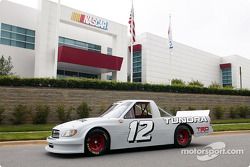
[{"x1": 112, "y1": 102, "x2": 171, "y2": 149}]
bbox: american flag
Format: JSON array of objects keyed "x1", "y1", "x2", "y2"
[
  {"x1": 168, "y1": 15, "x2": 173, "y2": 49},
  {"x1": 129, "y1": 5, "x2": 136, "y2": 43}
]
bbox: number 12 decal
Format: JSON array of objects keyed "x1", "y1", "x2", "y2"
[{"x1": 128, "y1": 121, "x2": 154, "y2": 143}]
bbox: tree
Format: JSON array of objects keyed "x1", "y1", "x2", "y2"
[
  {"x1": 171, "y1": 79, "x2": 186, "y2": 86},
  {"x1": 188, "y1": 80, "x2": 204, "y2": 87},
  {"x1": 76, "y1": 102, "x2": 90, "y2": 119},
  {"x1": 0, "y1": 55, "x2": 14, "y2": 76},
  {"x1": 209, "y1": 82, "x2": 222, "y2": 89}
]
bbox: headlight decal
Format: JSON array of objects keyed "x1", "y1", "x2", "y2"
[{"x1": 62, "y1": 129, "x2": 78, "y2": 137}]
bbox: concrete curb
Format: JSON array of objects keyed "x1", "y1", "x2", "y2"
[{"x1": 0, "y1": 130, "x2": 250, "y2": 146}]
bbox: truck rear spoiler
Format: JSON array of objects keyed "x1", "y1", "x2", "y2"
[{"x1": 176, "y1": 110, "x2": 210, "y2": 117}]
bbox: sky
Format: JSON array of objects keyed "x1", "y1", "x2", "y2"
[{"x1": 5, "y1": 0, "x2": 250, "y2": 59}]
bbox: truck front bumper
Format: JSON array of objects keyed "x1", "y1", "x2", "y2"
[{"x1": 45, "y1": 136, "x2": 85, "y2": 154}]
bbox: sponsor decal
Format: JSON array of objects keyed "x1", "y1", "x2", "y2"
[
  {"x1": 164, "y1": 116, "x2": 208, "y2": 125},
  {"x1": 181, "y1": 142, "x2": 244, "y2": 161},
  {"x1": 71, "y1": 12, "x2": 109, "y2": 30},
  {"x1": 197, "y1": 126, "x2": 209, "y2": 133}
]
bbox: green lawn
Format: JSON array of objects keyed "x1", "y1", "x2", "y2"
[
  {"x1": 0, "y1": 124, "x2": 56, "y2": 132},
  {"x1": 212, "y1": 119, "x2": 250, "y2": 124},
  {"x1": 212, "y1": 123, "x2": 250, "y2": 132},
  {"x1": 0, "y1": 131, "x2": 51, "y2": 141}
]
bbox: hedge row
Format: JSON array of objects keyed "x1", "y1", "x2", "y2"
[{"x1": 0, "y1": 76, "x2": 250, "y2": 96}]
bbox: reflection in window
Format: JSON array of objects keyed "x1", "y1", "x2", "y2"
[
  {"x1": 221, "y1": 68, "x2": 232, "y2": 87},
  {"x1": 57, "y1": 69, "x2": 98, "y2": 79},
  {"x1": 132, "y1": 51, "x2": 142, "y2": 82},
  {"x1": 0, "y1": 23, "x2": 35, "y2": 50},
  {"x1": 59, "y1": 36, "x2": 101, "y2": 53}
]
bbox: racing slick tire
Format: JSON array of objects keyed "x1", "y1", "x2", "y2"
[
  {"x1": 174, "y1": 125, "x2": 192, "y2": 148},
  {"x1": 85, "y1": 129, "x2": 109, "y2": 156}
]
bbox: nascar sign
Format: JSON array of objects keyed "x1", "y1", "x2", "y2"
[{"x1": 71, "y1": 12, "x2": 109, "y2": 30}]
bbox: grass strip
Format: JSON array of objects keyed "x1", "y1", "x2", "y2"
[
  {"x1": 212, "y1": 119, "x2": 250, "y2": 124},
  {"x1": 0, "y1": 124, "x2": 55, "y2": 132},
  {"x1": 212, "y1": 123, "x2": 250, "y2": 131},
  {"x1": 0, "y1": 131, "x2": 51, "y2": 141}
]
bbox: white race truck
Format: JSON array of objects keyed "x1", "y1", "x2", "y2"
[{"x1": 46, "y1": 100, "x2": 213, "y2": 155}]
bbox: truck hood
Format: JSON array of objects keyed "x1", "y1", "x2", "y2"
[
  {"x1": 53, "y1": 117, "x2": 103, "y2": 130},
  {"x1": 176, "y1": 110, "x2": 210, "y2": 117}
]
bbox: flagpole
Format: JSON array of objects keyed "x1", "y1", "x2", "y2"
[
  {"x1": 169, "y1": 14, "x2": 173, "y2": 85},
  {"x1": 130, "y1": 0, "x2": 134, "y2": 83},
  {"x1": 54, "y1": 0, "x2": 61, "y2": 77}
]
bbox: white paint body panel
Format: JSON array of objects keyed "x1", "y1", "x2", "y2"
[{"x1": 176, "y1": 110, "x2": 210, "y2": 117}]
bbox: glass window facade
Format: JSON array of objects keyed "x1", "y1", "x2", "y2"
[
  {"x1": 222, "y1": 68, "x2": 232, "y2": 87},
  {"x1": 59, "y1": 37, "x2": 101, "y2": 53},
  {"x1": 57, "y1": 69, "x2": 98, "y2": 79},
  {"x1": 107, "y1": 75, "x2": 112, "y2": 80},
  {"x1": 133, "y1": 51, "x2": 142, "y2": 82},
  {"x1": 107, "y1": 47, "x2": 112, "y2": 55},
  {"x1": 0, "y1": 23, "x2": 35, "y2": 50}
]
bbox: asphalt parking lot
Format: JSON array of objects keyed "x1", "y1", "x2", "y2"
[{"x1": 0, "y1": 133, "x2": 249, "y2": 167}]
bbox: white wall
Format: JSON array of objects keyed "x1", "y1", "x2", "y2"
[
  {"x1": 0, "y1": 1, "x2": 36, "y2": 77},
  {"x1": 138, "y1": 33, "x2": 221, "y2": 86},
  {"x1": 34, "y1": 0, "x2": 59, "y2": 78},
  {"x1": 0, "y1": 45, "x2": 35, "y2": 77}
]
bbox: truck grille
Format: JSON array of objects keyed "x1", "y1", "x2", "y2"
[{"x1": 52, "y1": 129, "x2": 60, "y2": 139}]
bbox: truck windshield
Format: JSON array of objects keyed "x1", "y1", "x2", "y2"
[{"x1": 101, "y1": 102, "x2": 133, "y2": 118}]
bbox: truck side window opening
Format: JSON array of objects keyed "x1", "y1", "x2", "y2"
[{"x1": 124, "y1": 102, "x2": 152, "y2": 119}]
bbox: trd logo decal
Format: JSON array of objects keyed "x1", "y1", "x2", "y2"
[{"x1": 197, "y1": 127, "x2": 209, "y2": 133}]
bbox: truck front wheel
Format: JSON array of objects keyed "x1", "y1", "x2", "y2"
[{"x1": 85, "y1": 129, "x2": 109, "y2": 156}]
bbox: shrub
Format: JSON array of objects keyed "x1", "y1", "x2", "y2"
[
  {"x1": 0, "y1": 105, "x2": 4, "y2": 124},
  {"x1": 187, "y1": 106, "x2": 196, "y2": 110},
  {"x1": 0, "y1": 76, "x2": 249, "y2": 96},
  {"x1": 98, "y1": 104, "x2": 106, "y2": 115},
  {"x1": 11, "y1": 104, "x2": 28, "y2": 124},
  {"x1": 202, "y1": 106, "x2": 209, "y2": 110},
  {"x1": 170, "y1": 107, "x2": 181, "y2": 116},
  {"x1": 209, "y1": 82, "x2": 222, "y2": 89},
  {"x1": 188, "y1": 80, "x2": 204, "y2": 87},
  {"x1": 213, "y1": 106, "x2": 224, "y2": 119},
  {"x1": 76, "y1": 102, "x2": 90, "y2": 119},
  {"x1": 237, "y1": 105, "x2": 248, "y2": 118},
  {"x1": 229, "y1": 107, "x2": 237, "y2": 119},
  {"x1": 171, "y1": 79, "x2": 185, "y2": 86},
  {"x1": 33, "y1": 105, "x2": 50, "y2": 124},
  {"x1": 56, "y1": 105, "x2": 72, "y2": 123},
  {"x1": 223, "y1": 86, "x2": 234, "y2": 90}
]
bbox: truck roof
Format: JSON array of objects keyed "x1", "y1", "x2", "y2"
[{"x1": 116, "y1": 100, "x2": 155, "y2": 104}]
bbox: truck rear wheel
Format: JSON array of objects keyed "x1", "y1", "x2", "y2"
[{"x1": 174, "y1": 125, "x2": 192, "y2": 148}]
